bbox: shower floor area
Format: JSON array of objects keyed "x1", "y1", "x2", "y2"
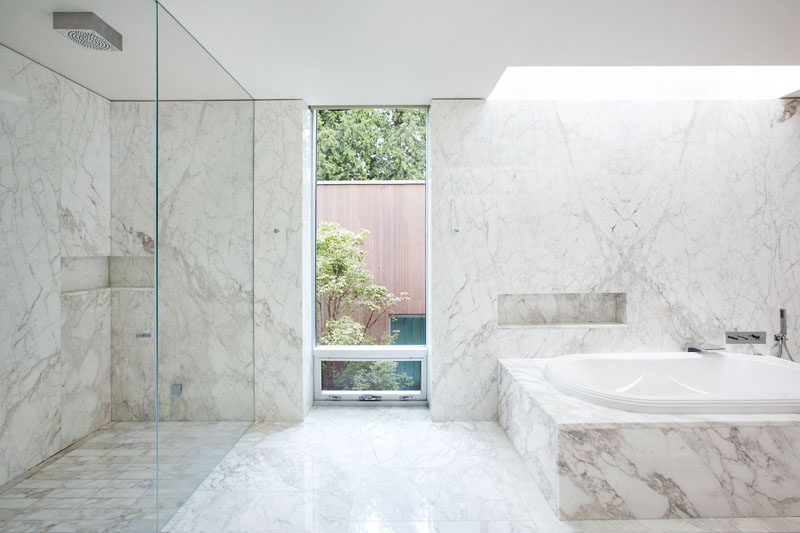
[
  {"x1": 0, "y1": 421, "x2": 249, "y2": 532},
  {"x1": 3, "y1": 408, "x2": 800, "y2": 532}
]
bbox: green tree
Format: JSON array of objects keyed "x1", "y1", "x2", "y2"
[
  {"x1": 316, "y1": 221, "x2": 408, "y2": 345},
  {"x1": 322, "y1": 361, "x2": 414, "y2": 391},
  {"x1": 317, "y1": 108, "x2": 426, "y2": 181}
]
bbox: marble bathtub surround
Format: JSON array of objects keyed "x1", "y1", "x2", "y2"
[
  {"x1": 498, "y1": 292, "x2": 627, "y2": 326},
  {"x1": 61, "y1": 256, "x2": 110, "y2": 292},
  {"x1": 499, "y1": 359, "x2": 800, "y2": 520},
  {"x1": 253, "y1": 100, "x2": 314, "y2": 422},
  {"x1": 109, "y1": 256, "x2": 155, "y2": 288},
  {"x1": 430, "y1": 99, "x2": 800, "y2": 421}
]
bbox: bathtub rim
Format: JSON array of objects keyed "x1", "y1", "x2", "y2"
[{"x1": 543, "y1": 351, "x2": 800, "y2": 414}]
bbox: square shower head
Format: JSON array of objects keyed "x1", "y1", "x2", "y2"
[{"x1": 53, "y1": 12, "x2": 122, "y2": 52}]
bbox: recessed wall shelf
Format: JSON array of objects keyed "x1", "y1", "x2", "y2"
[{"x1": 498, "y1": 292, "x2": 627, "y2": 327}]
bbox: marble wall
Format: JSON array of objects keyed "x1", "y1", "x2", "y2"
[
  {"x1": 111, "y1": 102, "x2": 155, "y2": 257},
  {"x1": 60, "y1": 290, "x2": 111, "y2": 447},
  {"x1": 111, "y1": 289, "x2": 155, "y2": 422},
  {"x1": 60, "y1": 81, "x2": 110, "y2": 257},
  {"x1": 0, "y1": 44, "x2": 115, "y2": 487},
  {"x1": 157, "y1": 100, "x2": 254, "y2": 421},
  {"x1": 430, "y1": 99, "x2": 800, "y2": 421},
  {"x1": 253, "y1": 100, "x2": 313, "y2": 421},
  {"x1": 0, "y1": 45, "x2": 63, "y2": 488}
]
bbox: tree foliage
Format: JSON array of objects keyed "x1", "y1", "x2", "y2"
[
  {"x1": 316, "y1": 221, "x2": 408, "y2": 345},
  {"x1": 316, "y1": 108, "x2": 426, "y2": 181},
  {"x1": 322, "y1": 361, "x2": 414, "y2": 391}
]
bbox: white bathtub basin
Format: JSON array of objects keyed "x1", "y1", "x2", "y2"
[{"x1": 544, "y1": 351, "x2": 800, "y2": 414}]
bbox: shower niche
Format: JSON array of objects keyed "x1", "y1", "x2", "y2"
[{"x1": 498, "y1": 292, "x2": 627, "y2": 327}]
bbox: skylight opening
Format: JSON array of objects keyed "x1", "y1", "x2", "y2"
[{"x1": 488, "y1": 66, "x2": 800, "y2": 101}]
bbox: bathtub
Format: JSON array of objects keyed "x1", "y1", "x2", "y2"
[{"x1": 544, "y1": 351, "x2": 800, "y2": 414}]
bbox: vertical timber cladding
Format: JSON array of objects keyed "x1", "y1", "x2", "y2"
[{"x1": 316, "y1": 181, "x2": 426, "y2": 341}]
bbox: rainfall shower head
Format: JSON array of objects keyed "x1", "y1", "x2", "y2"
[{"x1": 53, "y1": 12, "x2": 122, "y2": 51}]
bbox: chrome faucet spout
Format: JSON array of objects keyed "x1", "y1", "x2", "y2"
[{"x1": 687, "y1": 346, "x2": 725, "y2": 355}]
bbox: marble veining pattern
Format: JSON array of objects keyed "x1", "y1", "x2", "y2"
[
  {"x1": 59, "y1": 81, "x2": 110, "y2": 257},
  {"x1": 430, "y1": 101, "x2": 498, "y2": 421},
  {"x1": 109, "y1": 256, "x2": 155, "y2": 288},
  {"x1": 110, "y1": 101, "x2": 155, "y2": 257},
  {"x1": 253, "y1": 100, "x2": 310, "y2": 421},
  {"x1": 60, "y1": 289, "x2": 111, "y2": 448},
  {"x1": 61, "y1": 256, "x2": 110, "y2": 292},
  {"x1": 499, "y1": 359, "x2": 800, "y2": 520},
  {"x1": 0, "y1": 421, "x2": 248, "y2": 532},
  {"x1": 498, "y1": 293, "x2": 626, "y2": 326},
  {"x1": 0, "y1": 45, "x2": 62, "y2": 487},
  {"x1": 430, "y1": 99, "x2": 800, "y2": 421},
  {"x1": 157, "y1": 101, "x2": 254, "y2": 421},
  {"x1": 111, "y1": 289, "x2": 155, "y2": 422},
  {"x1": 162, "y1": 407, "x2": 800, "y2": 532}
]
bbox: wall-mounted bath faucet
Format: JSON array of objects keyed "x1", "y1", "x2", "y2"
[
  {"x1": 725, "y1": 331, "x2": 766, "y2": 344},
  {"x1": 775, "y1": 308, "x2": 795, "y2": 361},
  {"x1": 687, "y1": 345, "x2": 725, "y2": 355}
]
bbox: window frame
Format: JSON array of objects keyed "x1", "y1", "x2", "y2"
[
  {"x1": 313, "y1": 346, "x2": 427, "y2": 401},
  {"x1": 311, "y1": 106, "x2": 429, "y2": 404}
]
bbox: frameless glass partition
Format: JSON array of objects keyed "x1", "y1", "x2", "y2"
[
  {"x1": 0, "y1": 0, "x2": 159, "y2": 530},
  {"x1": 0, "y1": 1, "x2": 256, "y2": 528},
  {"x1": 155, "y1": 3, "x2": 254, "y2": 529}
]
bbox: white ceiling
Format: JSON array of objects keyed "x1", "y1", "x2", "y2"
[
  {"x1": 1, "y1": 0, "x2": 800, "y2": 103},
  {"x1": 159, "y1": 0, "x2": 800, "y2": 104}
]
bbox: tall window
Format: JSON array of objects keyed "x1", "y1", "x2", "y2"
[{"x1": 314, "y1": 108, "x2": 427, "y2": 401}]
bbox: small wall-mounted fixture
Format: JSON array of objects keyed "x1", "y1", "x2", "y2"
[
  {"x1": 725, "y1": 331, "x2": 767, "y2": 344},
  {"x1": 53, "y1": 12, "x2": 122, "y2": 52},
  {"x1": 171, "y1": 383, "x2": 183, "y2": 396}
]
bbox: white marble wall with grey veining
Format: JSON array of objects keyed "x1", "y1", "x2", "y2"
[
  {"x1": 109, "y1": 256, "x2": 154, "y2": 288},
  {"x1": 61, "y1": 256, "x2": 109, "y2": 292},
  {"x1": 253, "y1": 100, "x2": 312, "y2": 421},
  {"x1": 110, "y1": 101, "x2": 155, "y2": 257},
  {"x1": 430, "y1": 99, "x2": 800, "y2": 421},
  {"x1": 157, "y1": 100, "x2": 253, "y2": 421},
  {"x1": 0, "y1": 45, "x2": 63, "y2": 488},
  {"x1": 430, "y1": 101, "x2": 498, "y2": 421},
  {"x1": 499, "y1": 359, "x2": 800, "y2": 520},
  {"x1": 59, "y1": 82, "x2": 110, "y2": 257},
  {"x1": 498, "y1": 292, "x2": 626, "y2": 326},
  {"x1": 60, "y1": 289, "x2": 111, "y2": 447},
  {"x1": 111, "y1": 289, "x2": 155, "y2": 422}
]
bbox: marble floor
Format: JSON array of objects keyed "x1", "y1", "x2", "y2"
[
  {"x1": 3, "y1": 408, "x2": 800, "y2": 532},
  {"x1": 163, "y1": 407, "x2": 800, "y2": 533},
  {"x1": 0, "y1": 421, "x2": 249, "y2": 532}
]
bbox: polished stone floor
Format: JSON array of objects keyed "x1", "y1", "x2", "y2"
[
  {"x1": 163, "y1": 407, "x2": 800, "y2": 533},
  {"x1": 2, "y1": 408, "x2": 800, "y2": 532},
  {"x1": 0, "y1": 421, "x2": 248, "y2": 532}
]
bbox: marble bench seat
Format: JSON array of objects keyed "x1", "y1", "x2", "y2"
[{"x1": 498, "y1": 358, "x2": 800, "y2": 520}]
